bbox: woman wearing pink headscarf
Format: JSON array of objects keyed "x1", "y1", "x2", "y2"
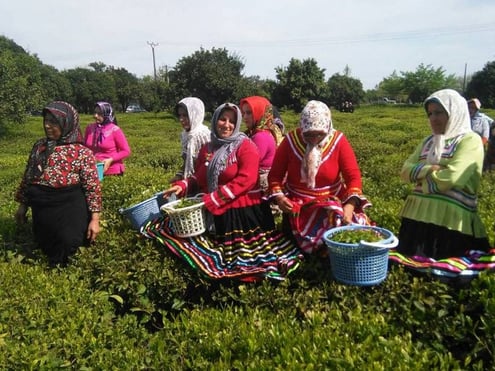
[
  {"x1": 268, "y1": 100, "x2": 370, "y2": 254},
  {"x1": 84, "y1": 101, "x2": 131, "y2": 176}
]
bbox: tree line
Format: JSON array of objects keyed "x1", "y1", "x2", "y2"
[{"x1": 1, "y1": 35, "x2": 494, "y2": 125}]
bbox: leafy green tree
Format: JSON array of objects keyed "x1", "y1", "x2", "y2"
[
  {"x1": 466, "y1": 61, "x2": 495, "y2": 108},
  {"x1": 38, "y1": 64, "x2": 73, "y2": 105},
  {"x1": 0, "y1": 36, "x2": 44, "y2": 125},
  {"x1": 169, "y1": 47, "x2": 244, "y2": 112},
  {"x1": 63, "y1": 65, "x2": 116, "y2": 113},
  {"x1": 272, "y1": 58, "x2": 327, "y2": 111},
  {"x1": 376, "y1": 71, "x2": 405, "y2": 102},
  {"x1": 107, "y1": 67, "x2": 140, "y2": 112},
  {"x1": 400, "y1": 63, "x2": 458, "y2": 103},
  {"x1": 0, "y1": 50, "x2": 44, "y2": 125},
  {"x1": 326, "y1": 73, "x2": 365, "y2": 107}
]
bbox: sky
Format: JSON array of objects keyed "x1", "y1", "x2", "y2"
[{"x1": 2, "y1": 0, "x2": 495, "y2": 90}]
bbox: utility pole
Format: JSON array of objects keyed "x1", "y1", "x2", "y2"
[
  {"x1": 147, "y1": 41, "x2": 158, "y2": 80},
  {"x1": 462, "y1": 63, "x2": 467, "y2": 94}
]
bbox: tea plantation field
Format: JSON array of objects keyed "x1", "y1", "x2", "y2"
[{"x1": 0, "y1": 105, "x2": 494, "y2": 369}]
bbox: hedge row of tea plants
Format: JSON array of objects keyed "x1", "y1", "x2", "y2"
[{"x1": 0, "y1": 106, "x2": 494, "y2": 369}]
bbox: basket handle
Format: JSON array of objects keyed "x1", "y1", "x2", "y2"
[{"x1": 359, "y1": 235, "x2": 398, "y2": 250}]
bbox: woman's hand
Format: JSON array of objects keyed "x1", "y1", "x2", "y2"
[
  {"x1": 102, "y1": 158, "x2": 113, "y2": 172},
  {"x1": 15, "y1": 204, "x2": 28, "y2": 224},
  {"x1": 342, "y1": 203, "x2": 355, "y2": 225},
  {"x1": 87, "y1": 212, "x2": 100, "y2": 243},
  {"x1": 275, "y1": 195, "x2": 294, "y2": 213},
  {"x1": 163, "y1": 185, "x2": 183, "y2": 199}
]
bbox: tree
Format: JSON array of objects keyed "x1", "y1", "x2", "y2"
[
  {"x1": 376, "y1": 71, "x2": 404, "y2": 102},
  {"x1": 0, "y1": 36, "x2": 44, "y2": 125},
  {"x1": 0, "y1": 50, "x2": 44, "y2": 125},
  {"x1": 326, "y1": 73, "x2": 365, "y2": 107},
  {"x1": 169, "y1": 47, "x2": 244, "y2": 113},
  {"x1": 466, "y1": 61, "x2": 495, "y2": 108},
  {"x1": 107, "y1": 67, "x2": 140, "y2": 112},
  {"x1": 38, "y1": 64, "x2": 73, "y2": 104},
  {"x1": 63, "y1": 65, "x2": 116, "y2": 113},
  {"x1": 272, "y1": 58, "x2": 327, "y2": 111},
  {"x1": 400, "y1": 64, "x2": 458, "y2": 103}
]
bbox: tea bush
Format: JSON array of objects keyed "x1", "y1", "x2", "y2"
[{"x1": 0, "y1": 106, "x2": 494, "y2": 369}]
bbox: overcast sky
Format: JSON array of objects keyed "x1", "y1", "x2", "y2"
[{"x1": 2, "y1": 0, "x2": 494, "y2": 90}]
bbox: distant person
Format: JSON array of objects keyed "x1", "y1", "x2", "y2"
[
  {"x1": 396, "y1": 89, "x2": 490, "y2": 260},
  {"x1": 467, "y1": 98, "x2": 491, "y2": 147},
  {"x1": 268, "y1": 100, "x2": 371, "y2": 254},
  {"x1": 143, "y1": 103, "x2": 302, "y2": 281},
  {"x1": 15, "y1": 101, "x2": 102, "y2": 266},
  {"x1": 84, "y1": 102, "x2": 131, "y2": 176},
  {"x1": 467, "y1": 98, "x2": 494, "y2": 171},
  {"x1": 170, "y1": 97, "x2": 210, "y2": 182},
  {"x1": 272, "y1": 105, "x2": 286, "y2": 135}
]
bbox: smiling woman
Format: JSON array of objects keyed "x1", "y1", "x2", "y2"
[{"x1": 142, "y1": 102, "x2": 302, "y2": 281}]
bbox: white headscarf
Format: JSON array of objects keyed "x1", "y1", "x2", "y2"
[
  {"x1": 176, "y1": 97, "x2": 210, "y2": 178},
  {"x1": 424, "y1": 89, "x2": 472, "y2": 164},
  {"x1": 299, "y1": 100, "x2": 334, "y2": 189}
]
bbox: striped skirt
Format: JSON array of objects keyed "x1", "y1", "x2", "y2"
[{"x1": 141, "y1": 204, "x2": 303, "y2": 281}]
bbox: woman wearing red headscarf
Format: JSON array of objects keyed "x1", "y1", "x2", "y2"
[
  {"x1": 240, "y1": 96, "x2": 283, "y2": 196},
  {"x1": 15, "y1": 101, "x2": 102, "y2": 266}
]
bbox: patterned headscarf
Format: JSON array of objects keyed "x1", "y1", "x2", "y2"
[
  {"x1": 299, "y1": 100, "x2": 334, "y2": 189},
  {"x1": 239, "y1": 96, "x2": 273, "y2": 131},
  {"x1": 239, "y1": 96, "x2": 284, "y2": 145},
  {"x1": 95, "y1": 101, "x2": 115, "y2": 125},
  {"x1": 424, "y1": 89, "x2": 472, "y2": 164},
  {"x1": 207, "y1": 103, "x2": 247, "y2": 192},
  {"x1": 93, "y1": 101, "x2": 116, "y2": 148},
  {"x1": 34, "y1": 101, "x2": 82, "y2": 177},
  {"x1": 175, "y1": 97, "x2": 210, "y2": 178}
]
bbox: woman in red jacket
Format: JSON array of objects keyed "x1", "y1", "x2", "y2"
[
  {"x1": 144, "y1": 103, "x2": 302, "y2": 281},
  {"x1": 268, "y1": 100, "x2": 371, "y2": 254}
]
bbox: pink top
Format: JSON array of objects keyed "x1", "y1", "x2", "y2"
[
  {"x1": 84, "y1": 123, "x2": 131, "y2": 175},
  {"x1": 250, "y1": 130, "x2": 276, "y2": 170}
]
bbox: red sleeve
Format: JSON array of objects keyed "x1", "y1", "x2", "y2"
[
  {"x1": 268, "y1": 136, "x2": 290, "y2": 195},
  {"x1": 337, "y1": 134, "x2": 363, "y2": 196},
  {"x1": 203, "y1": 139, "x2": 260, "y2": 215}
]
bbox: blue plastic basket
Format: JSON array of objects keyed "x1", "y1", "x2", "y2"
[
  {"x1": 96, "y1": 162, "x2": 104, "y2": 181},
  {"x1": 119, "y1": 192, "x2": 167, "y2": 230},
  {"x1": 323, "y1": 225, "x2": 398, "y2": 286}
]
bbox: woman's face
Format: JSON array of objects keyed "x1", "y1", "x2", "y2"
[
  {"x1": 94, "y1": 107, "x2": 104, "y2": 124},
  {"x1": 177, "y1": 106, "x2": 191, "y2": 131},
  {"x1": 216, "y1": 109, "x2": 237, "y2": 139},
  {"x1": 241, "y1": 103, "x2": 255, "y2": 130},
  {"x1": 426, "y1": 102, "x2": 448, "y2": 135},
  {"x1": 43, "y1": 114, "x2": 62, "y2": 140},
  {"x1": 302, "y1": 130, "x2": 327, "y2": 145}
]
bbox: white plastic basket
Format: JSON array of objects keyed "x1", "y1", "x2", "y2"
[{"x1": 160, "y1": 195, "x2": 206, "y2": 237}]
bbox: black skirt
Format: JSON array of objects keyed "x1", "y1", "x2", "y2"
[
  {"x1": 397, "y1": 217, "x2": 491, "y2": 260},
  {"x1": 26, "y1": 184, "x2": 90, "y2": 265}
]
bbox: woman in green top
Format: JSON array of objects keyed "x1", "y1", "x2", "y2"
[{"x1": 397, "y1": 89, "x2": 490, "y2": 259}]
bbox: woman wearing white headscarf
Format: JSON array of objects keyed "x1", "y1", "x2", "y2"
[
  {"x1": 268, "y1": 100, "x2": 371, "y2": 254},
  {"x1": 397, "y1": 89, "x2": 490, "y2": 260},
  {"x1": 143, "y1": 103, "x2": 302, "y2": 281},
  {"x1": 171, "y1": 97, "x2": 210, "y2": 181}
]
